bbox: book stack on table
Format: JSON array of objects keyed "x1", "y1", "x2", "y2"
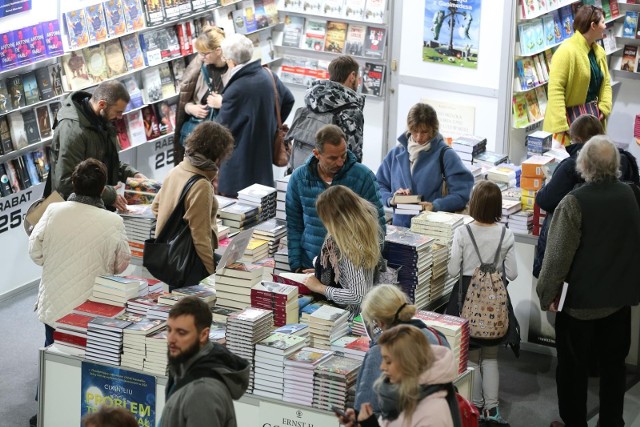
[
  {"x1": 219, "y1": 202, "x2": 262, "y2": 232},
  {"x1": 252, "y1": 218, "x2": 287, "y2": 257},
  {"x1": 238, "y1": 183, "x2": 277, "y2": 222},
  {"x1": 119, "y1": 204, "x2": 155, "y2": 264},
  {"x1": 253, "y1": 332, "x2": 308, "y2": 400},
  {"x1": 330, "y1": 335, "x2": 370, "y2": 361},
  {"x1": 275, "y1": 175, "x2": 290, "y2": 221},
  {"x1": 144, "y1": 327, "x2": 168, "y2": 376},
  {"x1": 415, "y1": 310, "x2": 470, "y2": 375},
  {"x1": 121, "y1": 317, "x2": 165, "y2": 370},
  {"x1": 216, "y1": 263, "x2": 265, "y2": 310},
  {"x1": 85, "y1": 316, "x2": 132, "y2": 366},
  {"x1": 251, "y1": 281, "x2": 299, "y2": 327},
  {"x1": 241, "y1": 238, "x2": 270, "y2": 263},
  {"x1": 308, "y1": 305, "x2": 349, "y2": 350},
  {"x1": 282, "y1": 347, "x2": 333, "y2": 406},
  {"x1": 90, "y1": 275, "x2": 148, "y2": 307},
  {"x1": 312, "y1": 355, "x2": 361, "y2": 411},
  {"x1": 52, "y1": 313, "x2": 94, "y2": 356}
]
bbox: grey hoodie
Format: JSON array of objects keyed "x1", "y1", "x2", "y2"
[{"x1": 161, "y1": 342, "x2": 250, "y2": 427}]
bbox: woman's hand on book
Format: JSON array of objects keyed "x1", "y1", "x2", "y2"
[{"x1": 304, "y1": 276, "x2": 326, "y2": 295}]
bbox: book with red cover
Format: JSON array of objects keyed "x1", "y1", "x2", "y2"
[
  {"x1": 345, "y1": 336, "x2": 370, "y2": 352},
  {"x1": 53, "y1": 330, "x2": 88, "y2": 348},
  {"x1": 271, "y1": 274, "x2": 311, "y2": 295},
  {"x1": 54, "y1": 313, "x2": 95, "y2": 333},
  {"x1": 72, "y1": 300, "x2": 126, "y2": 318}
]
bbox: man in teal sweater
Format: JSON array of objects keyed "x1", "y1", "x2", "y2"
[{"x1": 286, "y1": 124, "x2": 385, "y2": 272}]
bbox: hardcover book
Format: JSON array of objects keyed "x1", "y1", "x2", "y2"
[
  {"x1": 364, "y1": 26, "x2": 386, "y2": 59},
  {"x1": 104, "y1": 0, "x2": 127, "y2": 37},
  {"x1": 0, "y1": 32, "x2": 17, "y2": 70},
  {"x1": 55, "y1": 313, "x2": 96, "y2": 333},
  {"x1": 122, "y1": 77, "x2": 144, "y2": 110},
  {"x1": 22, "y1": 109, "x2": 41, "y2": 144},
  {"x1": 219, "y1": 203, "x2": 261, "y2": 220},
  {"x1": 34, "y1": 67, "x2": 54, "y2": 101},
  {"x1": 0, "y1": 163, "x2": 12, "y2": 195},
  {"x1": 27, "y1": 24, "x2": 47, "y2": 62},
  {"x1": 48, "y1": 64, "x2": 64, "y2": 97},
  {"x1": 43, "y1": 20, "x2": 64, "y2": 57},
  {"x1": 141, "y1": 105, "x2": 161, "y2": 140},
  {"x1": 361, "y1": 62, "x2": 384, "y2": 96},
  {"x1": 65, "y1": 8, "x2": 90, "y2": 49},
  {"x1": 83, "y1": 44, "x2": 110, "y2": 82},
  {"x1": 344, "y1": 24, "x2": 366, "y2": 56},
  {"x1": 138, "y1": 31, "x2": 163, "y2": 66},
  {"x1": 104, "y1": 39, "x2": 128, "y2": 77},
  {"x1": 142, "y1": 0, "x2": 165, "y2": 26},
  {"x1": 122, "y1": 0, "x2": 145, "y2": 31},
  {"x1": 73, "y1": 300, "x2": 126, "y2": 317},
  {"x1": 62, "y1": 51, "x2": 92, "y2": 91},
  {"x1": 35, "y1": 105, "x2": 52, "y2": 139},
  {"x1": 85, "y1": 4, "x2": 109, "y2": 44},
  {"x1": 6, "y1": 76, "x2": 25, "y2": 110},
  {"x1": 141, "y1": 66, "x2": 162, "y2": 102},
  {"x1": 303, "y1": 19, "x2": 327, "y2": 51},
  {"x1": 13, "y1": 28, "x2": 33, "y2": 66},
  {"x1": 0, "y1": 117, "x2": 13, "y2": 153},
  {"x1": 324, "y1": 21, "x2": 347, "y2": 53},
  {"x1": 22, "y1": 72, "x2": 40, "y2": 105},
  {"x1": 624, "y1": 11, "x2": 639, "y2": 38},
  {"x1": 120, "y1": 33, "x2": 145, "y2": 70},
  {"x1": 282, "y1": 15, "x2": 305, "y2": 48}
]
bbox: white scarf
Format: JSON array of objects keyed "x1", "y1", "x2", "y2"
[{"x1": 407, "y1": 135, "x2": 431, "y2": 172}]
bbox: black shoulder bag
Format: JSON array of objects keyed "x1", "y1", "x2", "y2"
[{"x1": 143, "y1": 174, "x2": 210, "y2": 290}]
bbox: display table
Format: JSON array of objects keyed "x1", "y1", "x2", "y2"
[{"x1": 38, "y1": 347, "x2": 474, "y2": 427}]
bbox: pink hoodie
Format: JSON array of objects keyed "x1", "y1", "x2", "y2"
[{"x1": 379, "y1": 345, "x2": 457, "y2": 427}]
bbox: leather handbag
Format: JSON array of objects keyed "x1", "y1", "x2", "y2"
[
  {"x1": 143, "y1": 174, "x2": 210, "y2": 290},
  {"x1": 566, "y1": 99, "x2": 600, "y2": 126},
  {"x1": 264, "y1": 67, "x2": 290, "y2": 167},
  {"x1": 23, "y1": 173, "x2": 64, "y2": 236}
]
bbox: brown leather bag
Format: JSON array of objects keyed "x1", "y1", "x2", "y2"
[{"x1": 265, "y1": 67, "x2": 290, "y2": 167}]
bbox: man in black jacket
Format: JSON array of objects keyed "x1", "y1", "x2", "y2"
[{"x1": 537, "y1": 136, "x2": 640, "y2": 427}]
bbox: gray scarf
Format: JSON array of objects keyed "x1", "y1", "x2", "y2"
[
  {"x1": 186, "y1": 153, "x2": 219, "y2": 172},
  {"x1": 67, "y1": 193, "x2": 105, "y2": 209}
]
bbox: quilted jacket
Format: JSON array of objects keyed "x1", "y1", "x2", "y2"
[{"x1": 29, "y1": 201, "x2": 131, "y2": 326}]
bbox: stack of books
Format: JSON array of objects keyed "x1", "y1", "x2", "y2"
[
  {"x1": 312, "y1": 355, "x2": 361, "y2": 411},
  {"x1": 464, "y1": 162, "x2": 485, "y2": 182},
  {"x1": 157, "y1": 285, "x2": 216, "y2": 307},
  {"x1": 212, "y1": 306, "x2": 239, "y2": 324},
  {"x1": 209, "y1": 321, "x2": 227, "y2": 345},
  {"x1": 216, "y1": 263, "x2": 265, "y2": 310},
  {"x1": 427, "y1": 243, "x2": 452, "y2": 309},
  {"x1": 72, "y1": 300, "x2": 125, "y2": 318},
  {"x1": 251, "y1": 281, "x2": 299, "y2": 326},
  {"x1": 253, "y1": 332, "x2": 308, "y2": 400},
  {"x1": 275, "y1": 175, "x2": 291, "y2": 220},
  {"x1": 226, "y1": 308, "x2": 274, "y2": 392},
  {"x1": 119, "y1": 204, "x2": 155, "y2": 264},
  {"x1": 126, "y1": 292, "x2": 163, "y2": 315},
  {"x1": 274, "y1": 323, "x2": 310, "y2": 340},
  {"x1": 90, "y1": 275, "x2": 147, "y2": 307},
  {"x1": 350, "y1": 314, "x2": 367, "y2": 337},
  {"x1": 473, "y1": 151, "x2": 508, "y2": 169},
  {"x1": 274, "y1": 248, "x2": 291, "y2": 275},
  {"x1": 308, "y1": 305, "x2": 349, "y2": 350},
  {"x1": 411, "y1": 211, "x2": 465, "y2": 248},
  {"x1": 502, "y1": 199, "x2": 522, "y2": 220},
  {"x1": 509, "y1": 210, "x2": 534, "y2": 234},
  {"x1": 85, "y1": 316, "x2": 132, "y2": 366},
  {"x1": 146, "y1": 303, "x2": 172, "y2": 321},
  {"x1": 415, "y1": 311, "x2": 470, "y2": 375},
  {"x1": 218, "y1": 203, "x2": 261, "y2": 232},
  {"x1": 238, "y1": 183, "x2": 277, "y2": 221},
  {"x1": 392, "y1": 193, "x2": 423, "y2": 217},
  {"x1": 282, "y1": 347, "x2": 334, "y2": 405},
  {"x1": 253, "y1": 218, "x2": 287, "y2": 257},
  {"x1": 144, "y1": 327, "x2": 168, "y2": 376},
  {"x1": 383, "y1": 225, "x2": 435, "y2": 310},
  {"x1": 330, "y1": 335, "x2": 370, "y2": 361},
  {"x1": 121, "y1": 317, "x2": 166, "y2": 370},
  {"x1": 452, "y1": 135, "x2": 487, "y2": 166},
  {"x1": 52, "y1": 313, "x2": 94, "y2": 354},
  {"x1": 487, "y1": 164, "x2": 520, "y2": 188},
  {"x1": 241, "y1": 238, "x2": 270, "y2": 263}
]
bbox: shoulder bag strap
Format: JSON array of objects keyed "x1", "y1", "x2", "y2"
[
  {"x1": 492, "y1": 226, "x2": 507, "y2": 269},
  {"x1": 200, "y1": 65, "x2": 217, "y2": 120},
  {"x1": 439, "y1": 147, "x2": 450, "y2": 182},
  {"x1": 43, "y1": 171, "x2": 52, "y2": 198},
  {"x1": 264, "y1": 67, "x2": 282, "y2": 128},
  {"x1": 154, "y1": 174, "x2": 206, "y2": 241},
  {"x1": 465, "y1": 224, "x2": 485, "y2": 264},
  {"x1": 457, "y1": 253, "x2": 464, "y2": 316}
]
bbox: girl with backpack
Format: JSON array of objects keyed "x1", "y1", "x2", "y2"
[{"x1": 445, "y1": 180, "x2": 518, "y2": 425}]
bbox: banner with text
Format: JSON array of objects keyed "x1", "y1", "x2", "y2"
[{"x1": 0, "y1": 0, "x2": 32, "y2": 18}]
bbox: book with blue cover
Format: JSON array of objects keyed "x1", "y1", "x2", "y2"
[
  {"x1": 85, "y1": 4, "x2": 109, "y2": 44},
  {"x1": 22, "y1": 72, "x2": 40, "y2": 105},
  {"x1": 103, "y1": 0, "x2": 127, "y2": 38},
  {"x1": 120, "y1": 33, "x2": 145, "y2": 70},
  {"x1": 623, "y1": 10, "x2": 639, "y2": 38},
  {"x1": 43, "y1": 20, "x2": 64, "y2": 57},
  {"x1": 65, "y1": 8, "x2": 90, "y2": 49},
  {"x1": 0, "y1": 31, "x2": 17, "y2": 70},
  {"x1": 27, "y1": 23, "x2": 47, "y2": 62},
  {"x1": 13, "y1": 27, "x2": 33, "y2": 66},
  {"x1": 122, "y1": 0, "x2": 145, "y2": 31}
]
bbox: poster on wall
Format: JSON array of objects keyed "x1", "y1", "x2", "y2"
[
  {"x1": 0, "y1": 0, "x2": 32, "y2": 18},
  {"x1": 423, "y1": 0, "x2": 481, "y2": 69},
  {"x1": 81, "y1": 361, "x2": 156, "y2": 426}
]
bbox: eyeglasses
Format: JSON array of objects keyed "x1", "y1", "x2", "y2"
[
  {"x1": 198, "y1": 51, "x2": 213, "y2": 57},
  {"x1": 582, "y1": 4, "x2": 600, "y2": 24}
]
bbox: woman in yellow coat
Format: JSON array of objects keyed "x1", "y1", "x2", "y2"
[{"x1": 543, "y1": 5, "x2": 611, "y2": 145}]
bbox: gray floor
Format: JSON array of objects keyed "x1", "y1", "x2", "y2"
[{"x1": 1, "y1": 285, "x2": 639, "y2": 427}]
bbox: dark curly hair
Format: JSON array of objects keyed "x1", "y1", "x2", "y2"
[
  {"x1": 71, "y1": 158, "x2": 107, "y2": 198},
  {"x1": 184, "y1": 121, "x2": 234, "y2": 163}
]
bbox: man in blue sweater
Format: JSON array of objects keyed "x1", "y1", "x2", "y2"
[{"x1": 285, "y1": 124, "x2": 385, "y2": 273}]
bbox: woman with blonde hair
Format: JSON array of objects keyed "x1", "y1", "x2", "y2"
[
  {"x1": 342, "y1": 325, "x2": 456, "y2": 427},
  {"x1": 303, "y1": 185, "x2": 382, "y2": 320},
  {"x1": 174, "y1": 26, "x2": 227, "y2": 162},
  {"x1": 354, "y1": 284, "x2": 449, "y2": 414}
]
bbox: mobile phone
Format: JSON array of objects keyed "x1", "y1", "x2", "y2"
[{"x1": 332, "y1": 405, "x2": 346, "y2": 418}]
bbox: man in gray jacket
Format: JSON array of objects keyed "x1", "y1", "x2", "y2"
[{"x1": 162, "y1": 297, "x2": 249, "y2": 427}]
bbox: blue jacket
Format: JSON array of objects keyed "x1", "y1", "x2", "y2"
[
  {"x1": 285, "y1": 150, "x2": 386, "y2": 271},
  {"x1": 376, "y1": 133, "x2": 474, "y2": 227},
  {"x1": 216, "y1": 60, "x2": 294, "y2": 196}
]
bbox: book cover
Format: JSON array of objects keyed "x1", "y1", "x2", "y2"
[
  {"x1": 192, "y1": 0, "x2": 208, "y2": 11},
  {"x1": 157, "y1": 27, "x2": 181, "y2": 60},
  {"x1": 530, "y1": 18, "x2": 545, "y2": 53},
  {"x1": 34, "y1": 68, "x2": 53, "y2": 101},
  {"x1": 143, "y1": 0, "x2": 165, "y2": 26},
  {"x1": 123, "y1": 0, "x2": 145, "y2": 31},
  {"x1": 162, "y1": 0, "x2": 181, "y2": 20},
  {"x1": 27, "y1": 23, "x2": 47, "y2": 62},
  {"x1": 65, "y1": 8, "x2": 90, "y2": 50},
  {"x1": 177, "y1": 0, "x2": 192, "y2": 16},
  {"x1": 512, "y1": 93, "x2": 529, "y2": 128},
  {"x1": 43, "y1": 20, "x2": 64, "y2": 57},
  {"x1": 55, "y1": 313, "x2": 95, "y2": 332},
  {"x1": 83, "y1": 44, "x2": 110, "y2": 83},
  {"x1": 0, "y1": 32, "x2": 17, "y2": 70},
  {"x1": 257, "y1": 333, "x2": 306, "y2": 353},
  {"x1": 344, "y1": 24, "x2": 366, "y2": 56},
  {"x1": 114, "y1": 118, "x2": 131, "y2": 149},
  {"x1": 621, "y1": 45, "x2": 637, "y2": 72},
  {"x1": 22, "y1": 109, "x2": 41, "y2": 144},
  {"x1": 122, "y1": 77, "x2": 144, "y2": 110},
  {"x1": 120, "y1": 33, "x2": 145, "y2": 70},
  {"x1": 141, "y1": 105, "x2": 161, "y2": 140},
  {"x1": 17, "y1": 156, "x2": 35, "y2": 188},
  {"x1": 282, "y1": 15, "x2": 305, "y2": 48},
  {"x1": 138, "y1": 31, "x2": 163, "y2": 66},
  {"x1": 175, "y1": 22, "x2": 193, "y2": 57},
  {"x1": 624, "y1": 11, "x2": 640, "y2": 38},
  {"x1": 263, "y1": 0, "x2": 278, "y2": 26},
  {"x1": 361, "y1": 62, "x2": 384, "y2": 96},
  {"x1": 13, "y1": 28, "x2": 33, "y2": 67},
  {"x1": 124, "y1": 318, "x2": 165, "y2": 334},
  {"x1": 0, "y1": 117, "x2": 12, "y2": 153},
  {"x1": 364, "y1": 0, "x2": 386, "y2": 23},
  {"x1": 610, "y1": 0, "x2": 620, "y2": 18},
  {"x1": 0, "y1": 163, "x2": 12, "y2": 195},
  {"x1": 364, "y1": 26, "x2": 386, "y2": 59},
  {"x1": 242, "y1": 0, "x2": 258, "y2": 33},
  {"x1": 31, "y1": 148, "x2": 50, "y2": 182},
  {"x1": 542, "y1": 15, "x2": 555, "y2": 47},
  {"x1": 253, "y1": 0, "x2": 270, "y2": 29},
  {"x1": 48, "y1": 64, "x2": 64, "y2": 97},
  {"x1": 535, "y1": 86, "x2": 548, "y2": 115},
  {"x1": 170, "y1": 57, "x2": 186, "y2": 91},
  {"x1": 103, "y1": 0, "x2": 127, "y2": 37},
  {"x1": 125, "y1": 110, "x2": 146, "y2": 145},
  {"x1": 5, "y1": 161, "x2": 22, "y2": 192},
  {"x1": 558, "y1": 6, "x2": 574, "y2": 40},
  {"x1": 74, "y1": 300, "x2": 126, "y2": 317},
  {"x1": 35, "y1": 105, "x2": 52, "y2": 139},
  {"x1": 6, "y1": 76, "x2": 25, "y2": 110},
  {"x1": 48, "y1": 101, "x2": 62, "y2": 124},
  {"x1": 102, "y1": 39, "x2": 127, "y2": 78},
  {"x1": 85, "y1": 4, "x2": 109, "y2": 44},
  {"x1": 62, "y1": 51, "x2": 92, "y2": 91},
  {"x1": 155, "y1": 98, "x2": 177, "y2": 134},
  {"x1": 303, "y1": 19, "x2": 326, "y2": 51},
  {"x1": 90, "y1": 315, "x2": 133, "y2": 331},
  {"x1": 324, "y1": 21, "x2": 347, "y2": 53},
  {"x1": 0, "y1": 80, "x2": 11, "y2": 116},
  {"x1": 345, "y1": 0, "x2": 365, "y2": 20},
  {"x1": 141, "y1": 66, "x2": 162, "y2": 103},
  {"x1": 323, "y1": 0, "x2": 344, "y2": 17},
  {"x1": 22, "y1": 72, "x2": 40, "y2": 105}
]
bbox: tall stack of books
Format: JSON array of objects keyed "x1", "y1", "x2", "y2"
[
  {"x1": 238, "y1": 183, "x2": 278, "y2": 221},
  {"x1": 520, "y1": 155, "x2": 554, "y2": 211},
  {"x1": 330, "y1": 335, "x2": 369, "y2": 361},
  {"x1": 219, "y1": 203, "x2": 261, "y2": 232},
  {"x1": 383, "y1": 225, "x2": 435, "y2": 309},
  {"x1": 253, "y1": 332, "x2": 308, "y2": 400},
  {"x1": 274, "y1": 323, "x2": 310, "y2": 340},
  {"x1": 415, "y1": 311, "x2": 470, "y2": 375},
  {"x1": 275, "y1": 175, "x2": 290, "y2": 220},
  {"x1": 251, "y1": 281, "x2": 299, "y2": 326},
  {"x1": 119, "y1": 204, "x2": 155, "y2": 264},
  {"x1": 253, "y1": 218, "x2": 287, "y2": 257},
  {"x1": 508, "y1": 210, "x2": 533, "y2": 234},
  {"x1": 121, "y1": 317, "x2": 166, "y2": 370},
  {"x1": 452, "y1": 135, "x2": 487, "y2": 166},
  {"x1": 90, "y1": 275, "x2": 147, "y2": 307},
  {"x1": 226, "y1": 308, "x2": 274, "y2": 392},
  {"x1": 85, "y1": 316, "x2": 133, "y2": 366},
  {"x1": 144, "y1": 327, "x2": 168, "y2": 376},
  {"x1": 487, "y1": 164, "x2": 520, "y2": 188},
  {"x1": 312, "y1": 355, "x2": 361, "y2": 411},
  {"x1": 428, "y1": 243, "x2": 452, "y2": 309},
  {"x1": 282, "y1": 347, "x2": 334, "y2": 406},
  {"x1": 308, "y1": 305, "x2": 349, "y2": 350},
  {"x1": 411, "y1": 211, "x2": 465, "y2": 249},
  {"x1": 241, "y1": 238, "x2": 270, "y2": 263},
  {"x1": 274, "y1": 248, "x2": 291, "y2": 275},
  {"x1": 52, "y1": 313, "x2": 95, "y2": 354},
  {"x1": 216, "y1": 263, "x2": 265, "y2": 310}
]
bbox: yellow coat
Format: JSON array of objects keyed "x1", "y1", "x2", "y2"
[{"x1": 543, "y1": 31, "x2": 612, "y2": 134}]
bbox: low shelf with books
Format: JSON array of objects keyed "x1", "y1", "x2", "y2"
[
  {"x1": 0, "y1": 56, "x2": 64, "y2": 82},
  {"x1": 276, "y1": 44, "x2": 386, "y2": 63},
  {"x1": 0, "y1": 93, "x2": 66, "y2": 121},
  {"x1": 245, "y1": 22, "x2": 282, "y2": 37},
  {"x1": 518, "y1": 0, "x2": 580, "y2": 21},
  {"x1": 0, "y1": 135, "x2": 53, "y2": 164}
]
